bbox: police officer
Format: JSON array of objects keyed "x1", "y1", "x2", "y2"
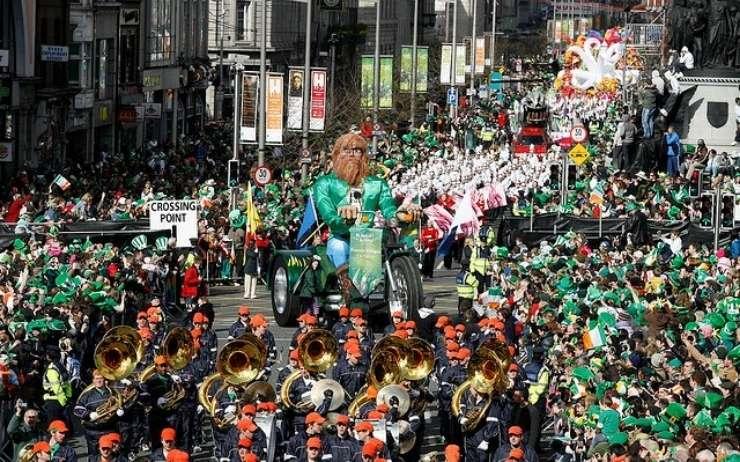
[
  {"x1": 227, "y1": 305, "x2": 251, "y2": 339},
  {"x1": 456, "y1": 267, "x2": 479, "y2": 317},
  {"x1": 468, "y1": 238, "x2": 492, "y2": 295},
  {"x1": 73, "y1": 369, "x2": 119, "y2": 457}
]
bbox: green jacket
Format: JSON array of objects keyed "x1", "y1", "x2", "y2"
[
  {"x1": 7, "y1": 414, "x2": 44, "y2": 460},
  {"x1": 312, "y1": 173, "x2": 398, "y2": 238}
]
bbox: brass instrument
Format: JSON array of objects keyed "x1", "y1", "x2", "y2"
[
  {"x1": 18, "y1": 443, "x2": 37, "y2": 462},
  {"x1": 197, "y1": 334, "x2": 271, "y2": 429},
  {"x1": 347, "y1": 384, "x2": 373, "y2": 417},
  {"x1": 376, "y1": 384, "x2": 411, "y2": 416},
  {"x1": 76, "y1": 326, "x2": 144, "y2": 424},
  {"x1": 145, "y1": 327, "x2": 194, "y2": 411},
  {"x1": 280, "y1": 329, "x2": 339, "y2": 411},
  {"x1": 451, "y1": 338, "x2": 511, "y2": 432}
]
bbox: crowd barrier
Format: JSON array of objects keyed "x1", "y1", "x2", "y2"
[{"x1": 497, "y1": 212, "x2": 739, "y2": 248}]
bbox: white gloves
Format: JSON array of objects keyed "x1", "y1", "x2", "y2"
[
  {"x1": 157, "y1": 397, "x2": 168, "y2": 408},
  {"x1": 116, "y1": 409, "x2": 124, "y2": 417},
  {"x1": 301, "y1": 391, "x2": 312, "y2": 401},
  {"x1": 459, "y1": 417, "x2": 469, "y2": 426},
  {"x1": 225, "y1": 405, "x2": 237, "y2": 415},
  {"x1": 120, "y1": 378, "x2": 132, "y2": 386},
  {"x1": 477, "y1": 441, "x2": 489, "y2": 451},
  {"x1": 196, "y1": 404, "x2": 204, "y2": 414},
  {"x1": 89, "y1": 411, "x2": 99, "y2": 421},
  {"x1": 171, "y1": 374, "x2": 181, "y2": 383}
]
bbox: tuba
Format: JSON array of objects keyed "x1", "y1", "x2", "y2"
[
  {"x1": 141, "y1": 327, "x2": 194, "y2": 410},
  {"x1": 76, "y1": 326, "x2": 143, "y2": 424},
  {"x1": 280, "y1": 329, "x2": 342, "y2": 412},
  {"x1": 451, "y1": 338, "x2": 511, "y2": 433},
  {"x1": 197, "y1": 334, "x2": 271, "y2": 429}
]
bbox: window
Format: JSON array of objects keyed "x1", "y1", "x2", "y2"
[
  {"x1": 120, "y1": 28, "x2": 139, "y2": 84},
  {"x1": 237, "y1": 0, "x2": 255, "y2": 43},
  {"x1": 96, "y1": 38, "x2": 113, "y2": 99},
  {"x1": 147, "y1": 0, "x2": 174, "y2": 64}
]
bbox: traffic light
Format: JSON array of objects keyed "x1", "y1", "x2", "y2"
[{"x1": 227, "y1": 160, "x2": 239, "y2": 188}]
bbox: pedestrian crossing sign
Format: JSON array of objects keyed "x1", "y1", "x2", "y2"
[{"x1": 569, "y1": 143, "x2": 590, "y2": 166}]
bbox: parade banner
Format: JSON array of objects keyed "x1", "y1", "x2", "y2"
[
  {"x1": 265, "y1": 73, "x2": 283, "y2": 144},
  {"x1": 399, "y1": 46, "x2": 429, "y2": 93},
  {"x1": 400, "y1": 46, "x2": 413, "y2": 92},
  {"x1": 360, "y1": 55, "x2": 374, "y2": 109},
  {"x1": 240, "y1": 73, "x2": 258, "y2": 143},
  {"x1": 475, "y1": 37, "x2": 485, "y2": 74},
  {"x1": 455, "y1": 44, "x2": 466, "y2": 85},
  {"x1": 379, "y1": 56, "x2": 393, "y2": 109},
  {"x1": 554, "y1": 20, "x2": 562, "y2": 44},
  {"x1": 416, "y1": 47, "x2": 428, "y2": 93},
  {"x1": 440, "y1": 44, "x2": 452, "y2": 85},
  {"x1": 348, "y1": 227, "x2": 383, "y2": 297},
  {"x1": 309, "y1": 69, "x2": 326, "y2": 132},
  {"x1": 287, "y1": 68, "x2": 304, "y2": 130}
]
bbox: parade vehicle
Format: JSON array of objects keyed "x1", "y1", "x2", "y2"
[
  {"x1": 268, "y1": 209, "x2": 424, "y2": 327},
  {"x1": 512, "y1": 104, "x2": 551, "y2": 155}
]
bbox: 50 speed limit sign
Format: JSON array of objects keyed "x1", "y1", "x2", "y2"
[
  {"x1": 571, "y1": 125, "x2": 588, "y2": 144},
  {"x1": 252, "y1": 166, "x2": 273, "y2": 187}
]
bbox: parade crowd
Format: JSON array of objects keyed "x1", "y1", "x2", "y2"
[{"x1": 0, "y1": 52, "x2": 739, "y2": 462}]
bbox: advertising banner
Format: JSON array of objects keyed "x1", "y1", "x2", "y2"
[
  {"x1": 440, "y1": 44, "x2": 452, "y2": 85},
  {"x1": 475, "y1": 37, "x2": 486, "y2": 74},
  {"x1": 360, "y1": 55, "x2": 374, "y2": 109},
  {"x1": 349, "y1": 227, "x2": 384, "y2": 297},
  {"x1": 400, "y1": 46, "x2": 412, "y2": 92},
  {"x1": 400, "y1": 46, "x2": 429, "y2": 93},
  {"x1": 265, "y1": 73, "x2": 284, "y2": 144},
  {"x1": 309, "y1": 69, "x2": 327, "y2": 131},
  {"x1": 240, "y1": 73, "x2": 259, "y2": 143},
  {"x1": 379, "y1": 56, "x2": 393, "y2": 109},
  {"x1": 455, "y1": 44, "x2": 466, "y2": 85},
  {"x1": 287, "y1": 68, "x2": 304, "y2": 130}
]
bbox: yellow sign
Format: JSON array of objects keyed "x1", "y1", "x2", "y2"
[{"x1": 569, "y1": 143, "x2": 590, "y2": 166}]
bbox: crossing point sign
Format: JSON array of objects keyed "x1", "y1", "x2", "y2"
[{"x1": 569, "y1": 143, "x2": 590, "y2": 166}]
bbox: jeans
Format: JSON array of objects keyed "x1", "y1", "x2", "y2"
[
  {"x1": 327, "y1": 236, "x2": 350, "y2": 268},
  {"x1": 642, "y1": 107, "x2": 656, "y2": 138},
  {"x1": 667, "y1": 155, "x2": 680, "y2": 176}
]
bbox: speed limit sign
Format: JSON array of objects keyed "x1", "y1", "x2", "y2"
[
  {"x1": 252, "y1": 166, "x2": 273, "y2": 187},
  {"x1": 571, "y1": 125, "x2": 588, "y2": 144}
]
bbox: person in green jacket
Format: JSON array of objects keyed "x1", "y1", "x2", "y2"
[
  {"x1": 312, "y1": 133, "x2": 420, "y2": 303},
  {"x1": 7, "y1": 401, "x2": 44, "y2": 461},
  {"x1": 299, "y1": 256, "x2": 322, "y2": 316}
]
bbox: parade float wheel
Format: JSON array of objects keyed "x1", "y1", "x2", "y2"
[
  {"x1": 388, "y1": 255, "x2": 423, "y2": 323},
  {"x1": 271, "y1": 255, "x2": 302, "y2": 326}
]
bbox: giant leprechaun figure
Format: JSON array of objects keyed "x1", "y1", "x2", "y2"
[{"x1": 312, "y1": 133, "x2": 420, "y2": 303}]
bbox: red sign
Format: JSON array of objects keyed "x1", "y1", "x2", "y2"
[
  {"x1": 309, "y1": 69, "x2": 326, "y2": 132},
  {"x1": 118, "y1": 106, "x2": 137, "y2": 124}
]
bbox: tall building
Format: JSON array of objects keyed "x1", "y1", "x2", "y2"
[{"x1": 0, "y1": 0, "x2": 210, "y2": 175}]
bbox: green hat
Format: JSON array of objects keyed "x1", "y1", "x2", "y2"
[
  {"x1": 720, "y1": 322, "x2": 737, "y2": 341},
  {"x1": 667, "y1": 358, "x2": 682, "y2": 368},
  {"x1": 606, "y1": 431, "x2": 628, "y2": 445},
  {"x1": 664, "y1": 402, "x2": 687, "y2": 421},
  {"x1": 557, "y1": 276, "x2": 574, "y2": 294},
  {"x1": 496, "y1": 247, "x2": 509, "y2": 259},
  {"x1": 51, "y1": 292, "x2": 72, "y2": 305},
  {"x1": 728, "y1": 344, "x2": 740, "y2": 362},
  {"x1": 229, "y1": 210, "x2": 246, "y2": 228},
  {"x1": 131, "y1": 234, "x2": 148, "y2": 251},
  {"x1": 671, "y1": 254, "x2": 684, "y2": 270},
  {"x1": 572, "y1": 366, "x2": 594, "y2": 382},
  {"x1": 155, "y1": 236, "x2": 169, "y2": 252},
  {"x1": 705, "y1": 312, "x2": 726, "y2": 329},
  {"x1": 695, "y1": 390, "x2": 724, "y2": 409},
  {"x1": 684, "y1": 321, "x2": 699, "y2": 331},
  {"x1": 691, "y1": 409, "x2": 715, "y2": 429},
  {"x1": 48, "y1": 225, "x2": 60, "y2": 237},
  {"x1": 13, "y1": 239, "x2": 26, "y2": 252},
  {"x1": 598, "y1": 408, "x2": 621, "y2": 435}
]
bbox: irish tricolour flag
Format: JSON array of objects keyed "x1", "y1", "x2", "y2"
[
  {"x1": 53, "y1": 174, "x2": 71, "y2": 191},
  {"x1": 582, "y1": 325, "x2": 607, "y2": 350}
]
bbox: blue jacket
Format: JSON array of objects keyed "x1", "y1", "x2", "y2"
[{"x1": 665, "y1": 131, "x2": 681, "y2": 157}]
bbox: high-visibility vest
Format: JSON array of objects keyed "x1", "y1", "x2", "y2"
[{"x1": 456, "y1": 271, "x2": 478, "y2": 299}]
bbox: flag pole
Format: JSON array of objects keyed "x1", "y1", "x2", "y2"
[{"x1": 299, "y1": 222, "x2": 325, "y2": 249}]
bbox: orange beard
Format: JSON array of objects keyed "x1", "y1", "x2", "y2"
[{"x1": 334, "y1": 152, "x2": 369, "y2": 187}]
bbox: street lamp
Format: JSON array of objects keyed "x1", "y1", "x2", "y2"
[
  {"x1": 372, "y1": 0, "x2": 381, "y2": 158},
  {"x1": 409, "y1": 0, "x2": 419, "y2": 126},
  {"x1": 328, "y1": 33, "x2": 339, "y2": 114}
]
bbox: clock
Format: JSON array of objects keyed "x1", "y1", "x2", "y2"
[{"x1": 321, "y1": 0, "x2": 342, "y2": 9}]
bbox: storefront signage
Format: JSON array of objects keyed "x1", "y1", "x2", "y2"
[
  {"x1": 0, "y1": 50, "x2": 8, "y2": 67},
  {"x1": 142, "y1": 70, "x2": 162, "y2": 91},
  {"x1": 40, "y1": 45, "x2": 69, "y2": 62}
]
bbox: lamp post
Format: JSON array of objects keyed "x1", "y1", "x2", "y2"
[
  {"x1": 328, "y1": 33, "x2": 339, "y2": 114},
  {"x1": 449, "y1": 0, "x2": 458, "y2": 118},
  {"x1": 470, "y1": 0, "x2": 478, "y2": 96},
  {"x1": 490, "y1": 0, "x2": 497, "y2": 68},
  {"x1": 372, "y1": 0, "x2": 381, "y2": 157},
  {"x1": 409, "y1": 0, "x2": 419, "y2": 126},
  {"x1": 257, "y1": 0, "x2": 267, "y2": 166},
  {"x1": 301, "y1": 0, "x2": 312, "y2": 178}
]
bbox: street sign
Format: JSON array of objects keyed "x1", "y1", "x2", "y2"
[
  {"x1": 300, "y1": 148, "x2": 312, "y2": 165},
  {"x1": 253, "y1": 166, "x2": 272, "y2": 187},
  {"x1": 447, "y1": 88, "x2": 458, "y2": 106},
  {"x1": 569, "y1": 143, "x2": 590, "y2": 166},
  {"x1": 571, "y1": 125, "x2": 588, "y2": 144}
]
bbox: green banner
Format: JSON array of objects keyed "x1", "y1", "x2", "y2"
[
  {"x1": 400, "y1": 46, "x2": 429, "y2": 93},
  {"x1": 349, "y1": 227, "x2": 384, "y2": 297},
  {"x1": 360, "y1": 55, "x2": 374, "y2": 109},
  {"x1": 416, "y1": 47, "x2": 428, "y2": 93},
  {"x1": 400, "y1": 47, "x2": 412, "y2": 92},
  {"x1": 379, "y1": 56, "x2": 393, "y2": 109}
]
